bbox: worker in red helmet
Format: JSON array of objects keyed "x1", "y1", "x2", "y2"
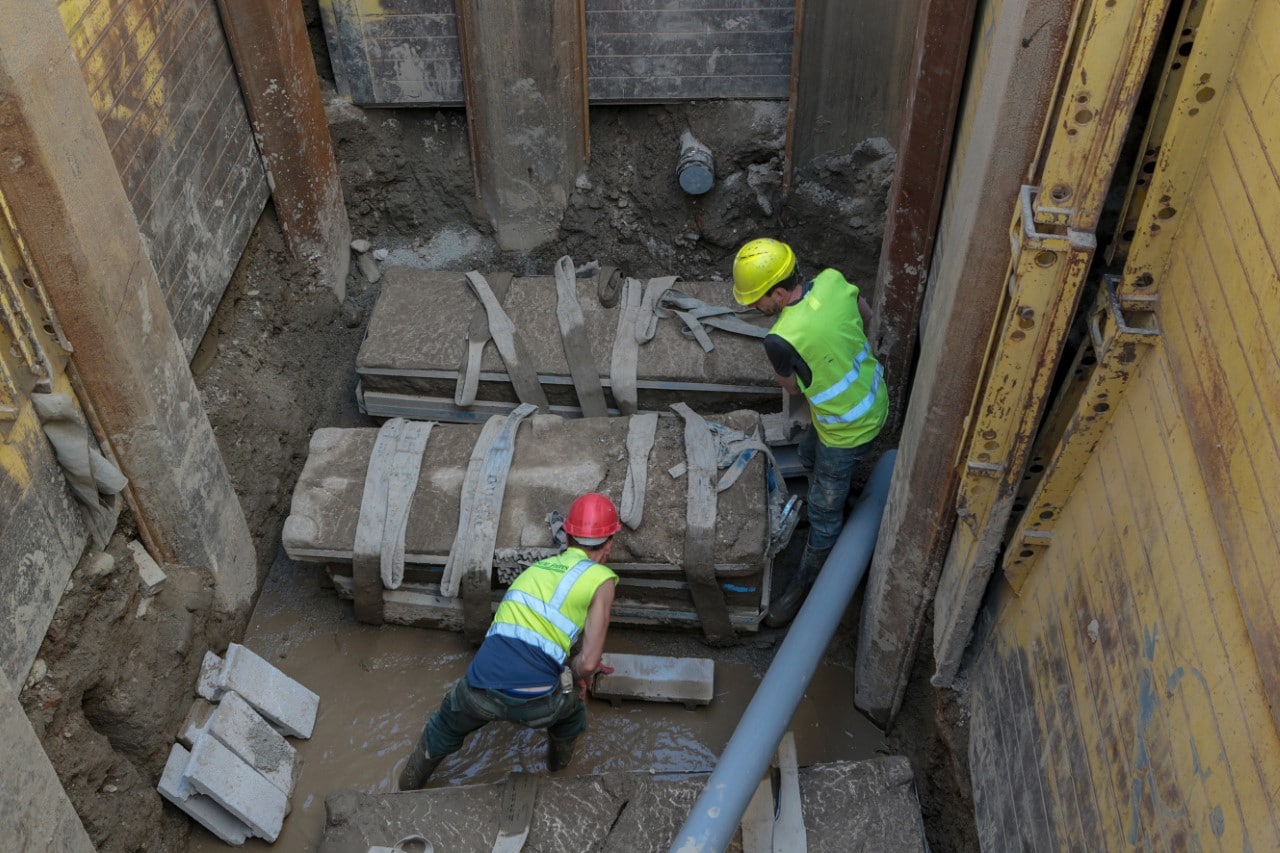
[{"x1": 398, "y1": 493, "x2": 621, "y2": 790}]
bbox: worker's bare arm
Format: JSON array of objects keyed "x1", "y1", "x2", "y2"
[
  {"x1": 776, "y1": 372, "x2": 799, "y2": 396},
  {"x1": 572, "y1": 578, "x2": 617, "y2": 685},
  {"x1": 858, "y1": 295, "x2": 873, "y2": 327}
]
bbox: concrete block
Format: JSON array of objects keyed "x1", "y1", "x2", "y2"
[
  {"x1": 126, "y1": 540, "x2": 167, "y2": 595},
  {"x1": 158, "y1": 743, "x2": 251, "y2": 846},
  {"x1": 592, "y1": 653, "x2": 714, "y2": 709},
  {"x1": 197, "y1": 644, "x2": 319, "y2": 738},
  {"x1": 204, "y1": 692, "x2": 299, "y2": 797},
  {"x1": 184, "y1": 733, "x2": 288, "y2": 842},
  {"x1": 178, "y1": 699, "x2": 218, "y2": 748}
]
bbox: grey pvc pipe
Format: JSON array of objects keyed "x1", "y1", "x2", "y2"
[{"x1": 669, "y1": 449, "x2": 898, "y2": 853}]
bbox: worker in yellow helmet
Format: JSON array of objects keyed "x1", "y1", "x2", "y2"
[
  {"x1": 732, "y1": 238, "x2": 888, "y2": 627},
  {"x1": 398, "y1": 493, "x2": 621, "y2": 789}
]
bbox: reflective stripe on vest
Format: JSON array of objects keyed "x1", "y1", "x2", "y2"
[
  {"x1": 816, "y1": 362, "x2": 884, "y2": 425},
  {"x1": 808, "y1": 341, "x2": 873, "y2": 406},
  {"x1": 484, "y1": 558, "x2": 597, "y2": 663},
  {"x1": 486, "y1": 621, "x2": 568, "y2": 665}
]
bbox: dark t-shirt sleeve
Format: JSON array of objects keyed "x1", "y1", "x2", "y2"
[{"x1": 763, "y1": 334, "x2": 813, "y2": 387}]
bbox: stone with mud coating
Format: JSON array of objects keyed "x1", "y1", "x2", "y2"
[
  {"x1": 185, "y1": 692, "x2": 300, "y2": 797},
  {"x1": 127, "y1": 540, "x2": 167, "y2": 595},
  {"x1": 159, "y1": 743, "x2": 252, "y2": 845},
  {"x1": 592, "y1": 653, "x2": 714, "y2": 708},
  {"x1": 196, "y1": 643, "x2": 319, "y2": 739},
  {"x1": 184, "y1": 732, "x2": 288, "y2": 841}
]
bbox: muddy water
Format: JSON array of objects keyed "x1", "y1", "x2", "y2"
[{"x1": 189, "y1": 555, "x2": 883, "y2": 852}]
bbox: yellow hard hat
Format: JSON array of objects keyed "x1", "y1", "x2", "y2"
[{"x1": 732, "y1": 238, "x2": 796, "y2": 305}]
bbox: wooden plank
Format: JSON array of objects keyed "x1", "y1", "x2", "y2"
[
  {"x1": 217, "y1": 0, "x2": 352, "y2": 296},
  {"x1": 456, "y1": 0, "x2": 587, "y2": 250}
]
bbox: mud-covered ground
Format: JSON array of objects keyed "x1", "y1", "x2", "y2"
[{"x1": 22, "y1": 75, "x2": 975, "y2": 851}]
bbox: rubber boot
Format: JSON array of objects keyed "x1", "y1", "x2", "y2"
[
  {"x1": 547, "y1": 735, "x2": 577, "y2": 772},
  {"x1": 398, "y1": 740, "x2": 443, "y2": 791},
  {"x1": 764, "y1": 544, "x2": 828, "y2": 628}
]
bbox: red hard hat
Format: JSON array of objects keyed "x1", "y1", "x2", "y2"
[{"x1": 563, "y1": 493, "x2": 621, "y2": 541}]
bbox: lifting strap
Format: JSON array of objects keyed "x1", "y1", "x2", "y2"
[
  {"x1": 462, "y1": 271, "x2": 549, "y2": 410},
  {"x1": 553, "y1": 255, "x2": 608, "y2": 418},
  {"x1": 455, "y1": 271, "x2": 514, "y2": 408},
  {"x1": 443, "y1": 403, "x2": 537, "y2": 643},
  {"x1": 672, "y1": 403, "x2": 737, "y2": 645},
  {"x1": 352, "y1": 418, "x2": 434, "y2": 624},
  {"x1": 619, "y1": 412, "x2": 659, "y2": 529},
  {"x1": 609, "y1": 277, "x2": 644, "y2": 415}
]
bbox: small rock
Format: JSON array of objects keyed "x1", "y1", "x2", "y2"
[
  {"x1": 246, "y1": 289, "x2": 260, "y2": 297},
  {"x1": 357, "y1": 253, "x2": 381, "y2": 284},
  {"x1": 86, "y1": 551, "x2": 116, "y2": 577},
  {"x1": 137, "y1": 598, "x2": 152, "y2": 619},
  {"x1": 373, "y1": 248, "x2": 389, "y2": 262},
  {"x1": 618, "y1": 198, "x2": 630, "y2": 208},
  {"x1": 103, "y1": 784, "x2": 118, "y2": 793},
  {"x1": 350, "y1": 238, "x2": 372, "y2": 254},
  {"x1": 1087, "y1": 618, "x2": 1100, "y2": 644},
  {"x1": 127, "y1": 540, "x2": 167, "y2": 596},
  {"x1": 25, "y1": 658, "x2": 47, "y2": 689},
  {"x1": 575, "y1": 173, "x2": 593, "y2": 191},
  {"x1": 340, "y1": 300, "x2": 365, "y2": 328}
]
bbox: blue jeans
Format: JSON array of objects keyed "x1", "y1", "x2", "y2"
[
  {"x1": 797, "y1": 427, "x2": 872, "y2": 558},
  {"x1": 421, "y1": 677, "x2": 587, "y2": 759}
]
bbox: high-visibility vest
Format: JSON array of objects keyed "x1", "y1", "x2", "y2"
[
  {"x1": 770, "y1": 269, "x2": 888, "y2": 448},
  {"x1": 485, "y1": 548, "x2": 618, "y2": 665}
]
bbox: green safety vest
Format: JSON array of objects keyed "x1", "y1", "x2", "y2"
[
  {"x1": 486, "y1": 548, "x2": 618, "y2": 665},
  {"x1": 770, "y1": 269, "x2": 888, "y2": 448}
]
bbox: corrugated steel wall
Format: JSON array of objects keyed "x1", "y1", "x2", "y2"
[
  {"x1": 57, "y1": 0, "x2": 269, "y2": 356},
  {"x1": 968, "y1": 0, "x2": 1280, "y2": 846},
  {"x1": 319, "y1": 0, "x2": 794, "y2": 105}
]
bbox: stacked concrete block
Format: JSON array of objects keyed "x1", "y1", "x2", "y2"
[
  {"x1": 180, "y1": 692, "x2": 300, "y2": 797},
  {"x1": 160, "y1": 643, "x2": 318, "y2": 844},
  {"x1": 158, "y1": 744, "x2": 252, "y2": 846},
  {"x1": 197, "y1": 643, "x2": 319, "y2": 738}
]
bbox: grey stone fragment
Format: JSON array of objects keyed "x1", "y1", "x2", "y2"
[
  {"x1": 358, "y1": 253, "x2": 381, "y2": 284},
  {"x1": 350, "y1": 238, "x2": 371, "y2": 253},
  {"x1": 86, "y1": 551, "x2": 116, "y2": 577},
  {"x1": 373, "y1": 248, "x2": 389, "y2": 261},
  {"x1": 318, "y1": 758, "x2": 926, "y2": 852},
  {"x1": 157, "y1": 743, "x2": 251, "y2": 846},
  {"x1": 593, "y1": 653, "x2": 714, "y2": 707},
  {"x1": 126, "y1": 540, "x2": 167, "y2": 595}
]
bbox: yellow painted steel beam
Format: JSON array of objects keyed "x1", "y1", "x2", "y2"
[
  {"x1": 1002, "y1": 0, "x2": 1255, "y2": 593},
  {"x1": 933, "y1": 0, "x2": 1173, "y2": 686},
  {"x1": 1033, "y1": 0, "x2": 1174, "y2": 232},
  {"x1": 1118, "y1": 0, "x2": 1252, "y2": 305},
  {"x1": 1003, "y1": 277, "x2": 1159, "y2": 589},
  {"x1": 1105, "y1": 0, "x2": 1205, "y2": 266}
]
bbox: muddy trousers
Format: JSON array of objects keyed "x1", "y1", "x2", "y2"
[
  {"x1": 420, "y1": 677, "x2": 587, "y2": 760},
  {"x1": 797, "y1": 427, "x2": 873, "y2": 569}
]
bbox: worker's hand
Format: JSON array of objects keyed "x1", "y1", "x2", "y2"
[{"x1": 575, "y1": 663, "x2": 614, "y2": 700}]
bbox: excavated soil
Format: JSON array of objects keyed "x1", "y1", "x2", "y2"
[{"x1": 21, "y1": 61, "x2": 976, "y2": 851}]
